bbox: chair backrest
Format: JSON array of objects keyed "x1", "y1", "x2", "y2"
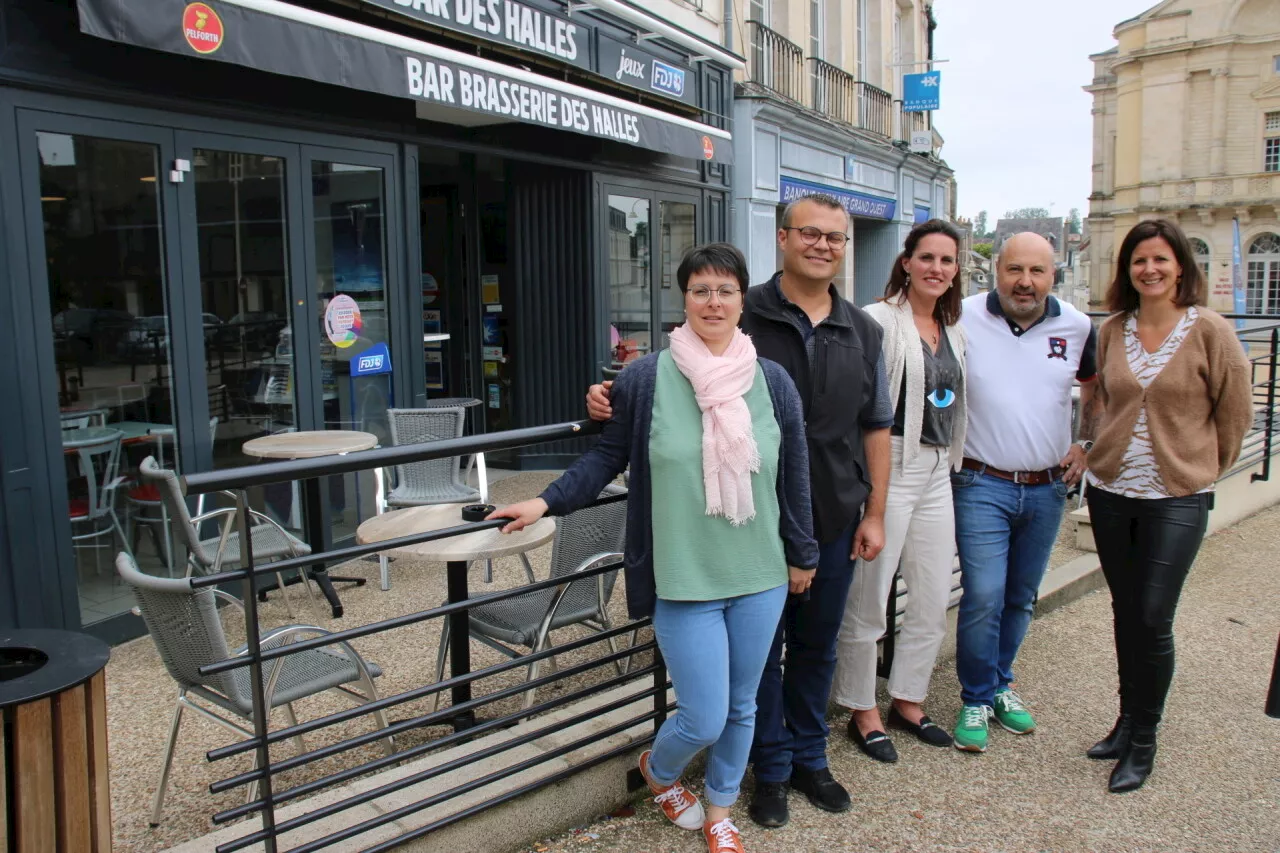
[
  {"x1": 387, "y1": 407, "x2": 468, "y2": 493},
  {"x1": 549, "y1": 483, "x2": 628, "y2": 611},
  {"x1": 115, "y1": 552, "x2": 240, "y2": 699},
  {"x1": 139, "y1": 456, "x2": 210, "y2": 567},
  {"x1": 68, "y1": 431, "x2": 124, "y2": 520}
]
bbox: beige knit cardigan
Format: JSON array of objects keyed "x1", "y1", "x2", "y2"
[{"x1": 1087, "y1": 307, "x2": 1253, "y2": 496}]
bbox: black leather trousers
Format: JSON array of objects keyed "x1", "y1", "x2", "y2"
[{"x1": 1086, "y1": 488, "x2": 1210, "y2": 729}]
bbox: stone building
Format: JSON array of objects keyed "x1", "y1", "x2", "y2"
[{"x1": 1084, "y1": 0, "x2": 1280, "y2": 311}]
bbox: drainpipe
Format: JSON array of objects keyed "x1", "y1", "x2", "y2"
[
  {"x1": 723, "y1": 0, "x2": 733, "y2": 52},
  {"x1": 723, "y1": 0, "x2": 734, "y2": 247}
]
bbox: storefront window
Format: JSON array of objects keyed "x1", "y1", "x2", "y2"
[
  {"x1": 608, "y1": 195, "x2": 651, "y2": 368},
  {"x1": 312, "y1": 160, "x2": 392, "y2": 541},
  {"x1": 659, "y1": 200, "x2": 697, "y2": 349},
  {"x1": 37, "y1": 132, "x2": 176, "y2": 624}
]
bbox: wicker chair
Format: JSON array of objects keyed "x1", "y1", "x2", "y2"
[
  {"x1": 116, "y1": 553, "x2": 392, "y2": 826},
  {"x1": 139, "y1": 456, "x2": 311, "y2": 619},
  {"x1": 375, "y1": 407, "x2": 528, "y2": 590},
  {"x1": 432, "y1": 484, "x2": 630, "y2": 711}
]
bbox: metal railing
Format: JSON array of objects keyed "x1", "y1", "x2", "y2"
[
  {"x1": 809, "y1": 57, "x2": 856, "y2": 125},
  {"x1": 177, "y1": 420, "x2": 670, "y2": 853},
  {"x1": 745, "y1": 20, "x2": 805, "y2": 105},
  {"x1": 856, "y1": 81, "x2": 892, "y2": 137},
  {"x1": 898, "y1": 106, "x2": 928, "y2": 142}
]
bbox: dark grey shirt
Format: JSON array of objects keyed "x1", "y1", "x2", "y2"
[{"x1": 892, "y1": 333, "x2": 960, "y2": 448}]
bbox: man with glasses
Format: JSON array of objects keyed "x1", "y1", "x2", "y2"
[{"x1": 585, "y1": 193, "x2": 892, "y2": 828}]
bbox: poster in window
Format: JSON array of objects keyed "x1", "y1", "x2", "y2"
[{"x1": 425, "y1": 350, "x2": 444, "y2": 390}]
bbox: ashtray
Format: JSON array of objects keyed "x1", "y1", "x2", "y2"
[{"x1": 461, "y1": 503, "x2": 495, "y2": 522}]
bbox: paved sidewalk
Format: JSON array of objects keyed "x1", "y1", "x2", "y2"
[{"x1": 522, "y1": 505, "x2": 1280, "y2": 853}]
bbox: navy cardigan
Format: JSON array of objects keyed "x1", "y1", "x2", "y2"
[{"x1": 539, "y1": 352, "x2": 818, "y2": 619}]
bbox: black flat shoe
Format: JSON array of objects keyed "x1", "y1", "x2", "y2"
[
  {"x1": 1109, "y1": 737, "x2": 1157, "y2": 793},
  {"x1": 888, "y1": 706, "x2": 953, "y2": 747},
  {"x1": 847, "y1": 718, "x2": 899, "y2": 763},
  {"x1": 1087, "y1": 715, "x2": 1132, "y2": 760},
  {"x1": 790, "y1": 765, "x2": 852, "y2": 813},
  {"x1": 748, "y1": 780, "x2": 790, "y2": 828}
]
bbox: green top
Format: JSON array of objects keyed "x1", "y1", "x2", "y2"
[{"x1": 648, "y1": 350, "x2": 788, "y2": 601}]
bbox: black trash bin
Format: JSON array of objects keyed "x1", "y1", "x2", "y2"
[{"x1": 1, "y1": 629, "x2": 111, "y2": 852}]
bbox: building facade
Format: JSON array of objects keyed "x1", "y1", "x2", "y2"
[
  {"x1": 731, "y1": 0, "x2": 953, "y2": 306},
  {"x1": 0, "y1": 0, "x2": 740, "y2": 639},
  {"x1": 1084, "y1": 0, "x2": 1280, "y2": 311}
]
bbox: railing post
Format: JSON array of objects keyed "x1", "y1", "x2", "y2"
[
  {"x1": 237, "y1": 490, "x2": 278, "y2": 853},
  {"x1": 652, "y1": 643, "x2": 667, "y2": 736},
  {"x1": 1253, "y1": 328, "x2": 1278, "y2": 482}
]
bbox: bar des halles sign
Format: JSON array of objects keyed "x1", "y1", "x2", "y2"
[
  {"x1": 76, "y1": 0, "x2": 730, "y2": 164},
  {"x1": 363, "y1": 0, "x2": 698, "y2": 107}
]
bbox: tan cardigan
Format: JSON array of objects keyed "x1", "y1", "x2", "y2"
[{"x1": 1087, "y1": 308, "x2": 1253, "y2": 496}]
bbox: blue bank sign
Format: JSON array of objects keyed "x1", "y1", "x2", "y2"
[
  {"x1": 903, "y1": 71, "x2": 940, "y2": 112},
  {"x1": 779, "y1": 177, "x2": 896, "y2": 221}
]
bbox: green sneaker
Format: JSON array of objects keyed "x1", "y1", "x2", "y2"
[
  {"x1": 993, "y1": 688, "x2": 1036, "y2": 734},
  {"x1": 953, "y1": 704, "x2": 992, "y2": 752}
]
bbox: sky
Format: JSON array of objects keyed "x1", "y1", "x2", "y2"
[{"x1": 933, "y1": 0, "x2": 1160, "y2": 228}]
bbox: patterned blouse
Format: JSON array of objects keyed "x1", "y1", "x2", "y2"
[{"x1": 1091, "y1": 307, "x2": 1210, "y2": 499}]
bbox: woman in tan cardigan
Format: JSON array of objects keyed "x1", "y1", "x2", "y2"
[{"x1": 1083, "y1": 218, "x2": 1251, "y2": 794}]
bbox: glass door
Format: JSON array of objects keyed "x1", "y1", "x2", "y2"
[
  {"x1": 305, "y1": 148, "x2": 398, "y2": 543},
  {"x1": 604, "y1": 188, "x2": 699, "y2": 372},
  {"x1": 18, "y1": 113, "x2": 185, "y2": 631},
  {"x1": 175, "y1": 132, "x2": 305, "y2": 536}
]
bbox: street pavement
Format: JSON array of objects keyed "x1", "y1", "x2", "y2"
[{"x1": 521, "y1": 503, "x2": 1280, "y2": 853}]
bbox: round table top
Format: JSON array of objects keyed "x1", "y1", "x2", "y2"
[
  {"x1": 356, "y1": 503, "x2": 555, "y2": 562},
  {"x1": 0, "y1": 629, "x2": 110, "y2": 709},
  {"x1": 422, "y1": 397, "x2": 482, "y2": 409},
  {"x1": 62, "y1": 427, "x2": 123, "y2": 447},
  {"x1": 242, "y1": 430, "x2": 378, "y2": 459}
]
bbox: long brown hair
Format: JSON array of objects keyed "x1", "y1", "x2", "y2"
[
  {"x1": 883, "y1": 219, "x2": 964, "y2": 326},
  {"x1": 1106, "y1": 218, "x2": 1205, "y2": 313}
]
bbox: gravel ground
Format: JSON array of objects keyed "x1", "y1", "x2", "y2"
[{"x1": 519, "y1": 505, "x2": 1280, "y2": 853}]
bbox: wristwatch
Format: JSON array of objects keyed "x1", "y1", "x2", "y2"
[{"x1": 1074, "y1": 439, "x2": 1094, "y2": 452}]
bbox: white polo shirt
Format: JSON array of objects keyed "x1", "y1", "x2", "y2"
[{"x1": 961, "y1": 292, "x2": 1097, "y2": 472}]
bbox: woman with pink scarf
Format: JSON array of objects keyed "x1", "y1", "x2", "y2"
[{"x1": 491, "y1": 244, "x2": 817, "y2": 853}]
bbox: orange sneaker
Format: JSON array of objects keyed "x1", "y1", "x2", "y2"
[
  {"x1": 638, "y1": 749, "x2": 704, "y2": 830},
  {"x1": 703, "y1": 817, "x2": 746, "y2": 853}
]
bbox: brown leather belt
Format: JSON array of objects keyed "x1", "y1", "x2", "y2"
[{"x1": 961, "y1": 458, "x2": 1063, "y2": 486}]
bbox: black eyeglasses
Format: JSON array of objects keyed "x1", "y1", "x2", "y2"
[{"x1": 784, "y1": 226, "x2": 849, "y2": 249}]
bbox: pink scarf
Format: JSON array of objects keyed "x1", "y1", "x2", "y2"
[{"x1": 668, "y1": 324, "x2": 762, "y2": 526}]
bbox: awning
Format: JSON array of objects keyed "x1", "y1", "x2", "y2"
[{"x1": 75, "y1": 0, "x2": 733, "y2": 165}]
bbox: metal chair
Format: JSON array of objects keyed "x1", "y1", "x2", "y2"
[
  {"x1": 66, "y1": 429, "x2": 132, "y2": 574},
  {"x1": 375, "y1": 407, "x2": 523, "y2": 590},
  {"x1": 126, "y1": 417, "x2": 220, "y2": 573},
  {"x1": 139, "y1": 456, "x2": 311, "y2": 619},
  {"x1": 115, "y1": 553, "x2": 393, "y2": 826},
  {"x1": 432, "y1": 484, "x2": 630, "y2": 711}
]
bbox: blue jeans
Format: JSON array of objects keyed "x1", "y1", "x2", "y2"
[
  {"x1": 751, "y1": 522, "x2": 856, "y2": 783},
  {"x1": 952, "y1": 468, "x2": 1067, "y2": 707},
  {"x1": 649, "y1": 584, "x2": 788, "y2": 808}
]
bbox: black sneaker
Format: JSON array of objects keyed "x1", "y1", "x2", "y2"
[
  {"x1": 789, "y1": 765, "x2": 851, "y2": 813},
  {"x1": 747, "y1": 780, "x2": 790, "y2": 828}
]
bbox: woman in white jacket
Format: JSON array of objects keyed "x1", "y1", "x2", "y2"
[{"x1": 832, "y1": 219, "x2": 967, "y2": 762}]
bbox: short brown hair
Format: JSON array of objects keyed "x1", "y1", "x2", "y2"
[
  {"x1": 882, "y1": 219, "x2": 964, "y2": 326},
  {"x1": 780, "y1": 194, "x2": 847, "y2": 228},
  {"x1": 1106, "y1": 218, "x2": 1204, "y2": 313}
]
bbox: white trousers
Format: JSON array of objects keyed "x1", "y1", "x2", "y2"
[{"x1": 832, "y1": 438, "x2": 956, "y2": 710}]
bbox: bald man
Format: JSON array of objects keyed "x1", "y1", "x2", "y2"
[{"x1": 950, "y1": 233, "x2": 1100, "y2": 752}]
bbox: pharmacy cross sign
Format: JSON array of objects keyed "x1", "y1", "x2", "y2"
[{"x1": 903, "y1": 71, "x2": 940, "y2": 112}]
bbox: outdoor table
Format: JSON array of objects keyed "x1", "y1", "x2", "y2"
[
  {"x1": 422, "y1": 397, "x2": 482, "y2": 408},
  {"x1": 355, "y1": 503, "x2": 555, "y2": 728},
  {"x1": 60, "y1": 426, "x2": 123, "y2": 449},
  {"x1": 242, "y1": 430, "x2": 378, "y2": 618}
]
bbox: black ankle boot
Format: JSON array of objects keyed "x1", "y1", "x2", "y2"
[
  {"x1": 1087, "y1": 715, "x2": 1132, "y2": 760},
  {"x1": 1108, "y1": 728, "x2": 1157, "y2": 793}
]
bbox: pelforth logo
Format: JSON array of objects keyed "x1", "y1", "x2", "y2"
[
  {"x1": 701, "y1": 135, "x2": 715, "y2": 161},
  {"x1": 182, "y1": 3, "x2": 224, "y2": 54}
]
